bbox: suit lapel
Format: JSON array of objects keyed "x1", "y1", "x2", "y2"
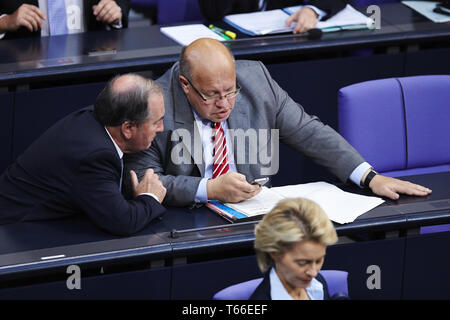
[
  {"x1": 227, "y1": 94, "x2": 251, "y2": 176},
  {"x1": 172, "y1": 73, "x2": 205, "y2": 177}
]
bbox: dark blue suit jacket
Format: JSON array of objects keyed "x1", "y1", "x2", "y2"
[{"x1": 0, "y1": 107, "x2": 165, "y2": 235}]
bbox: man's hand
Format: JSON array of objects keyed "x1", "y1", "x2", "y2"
[
  {"x1": 92, "y1": 0, "x2": 122, "y2": 25},
  {"x1": 206, "y1": 172, "x2": 261, "y2": 203},
  {"x1": 285, "y1": 7, "x2": 318, "y2": 34},
  {"x1": 0, "y1": 4, "x2": 46, "y2": 33},
  {"x1": 130, "y1": 169, "x2": 166, "y2": 203},
  {"x1": 368, "y1": 174, "x2": 432, "y2": 200}
]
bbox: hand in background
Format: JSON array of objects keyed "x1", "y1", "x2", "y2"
[
  {"x1": 92, "y1": 0, "x2": 122, "y2": 25},
  {"x1": 207, "y1": 172, "x2": 261, "y2": 203},
  {"x1": 285, "y1": 7, "x2": 318, "y2": 34},
  {"x1": 0, "y1": 4, "x2": 45, "y2": 33},
  {"x1": 131, "y1": 169, "x2": 167, "y2": 203}
]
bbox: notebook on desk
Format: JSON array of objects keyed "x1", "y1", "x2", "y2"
[
  {"x1": 223, "y1": 4, "x2": 375, "y2": 36},
  {"x1": 160, "y1": 24, "x2": 225, "y2": 46}
]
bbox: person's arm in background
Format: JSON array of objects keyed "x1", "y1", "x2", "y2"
[
  {"x1": 0, "y1": 4, "x2": 46, "y2": 39},
  {"x1": 198, "y1": 0, "x2": 259, "y2": 21},
  {"x1": 285, "y1": 0, "x2": 346, "y2": 34},
  {"x1": 198, "y1": 0, "x2": 235, "y2": 21},
  {"x1": 91, "y1": 0, "x2": 130, "y2": 29},
  {"x1": 310, "y1": 0, "x2": 346, "y2": 19}
]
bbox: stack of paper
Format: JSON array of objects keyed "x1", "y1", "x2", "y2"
[
  {"x1": 271, "y1": 182, "x2": 384, "y2": 224},
  {"x1": 224, "y1": 4, "x2": 374, "y2": 36},
  {"x1": 160, "y1": 24, "x2": 225, "y2": 46},
  {"x1": 217, "y1": 182, "x2": 384, "y2": 224}
]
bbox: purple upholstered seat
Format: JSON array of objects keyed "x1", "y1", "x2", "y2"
[
  {"x1": 213, "y1": 270, "x2": 349, "y2": 300},
  {"x1": 338, "y1": 75, "x2": 450, "y2": 234}
]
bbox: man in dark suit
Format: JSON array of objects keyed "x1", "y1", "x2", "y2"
[
  {"x1": 198, "y1": 0, "x2": 346, "y2": 33},
  {"x1": 0, "y1": 74, "x2": 167, "y2": 236},
  {"x1": 0, "y1": 0, "x2": 129, "y2": 39}
]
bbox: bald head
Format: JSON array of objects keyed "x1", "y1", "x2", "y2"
[
  {"x1": 178, "y1": 39, "x2": 239, "y2": 123},
  {"x1": 94, "y1": 73, "x2": 162, "y2": 127},
  {"x1": 180, "y1": 38, "x2": 235, "y2": 82},
  {"x1": 110, "y1": 74, "x2": 146, "y2": 95}
]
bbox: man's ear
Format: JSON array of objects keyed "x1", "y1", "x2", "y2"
[
  {"x1": 121, "y1": 121, "x2": 135, "y2": 140},
  {"x1": 179, "y1": 75, "x2": 190, "y2": 95}
]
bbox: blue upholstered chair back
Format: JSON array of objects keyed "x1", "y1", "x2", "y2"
[
  {"x1": 131, "y1": 0, "x2": 203, "y2": 24},
  {"x1": 213, "y1": 270, "x2": 349, "y2": 300},
  {"x1": 338, "y1": 75, "x2": 450, "y2": 235},
  {"x1": 338, "y1": 75, "x2": 450, "y2": 178},
  {"x1": 158, "y1": 0, "x2": 203, "y2": 24}
]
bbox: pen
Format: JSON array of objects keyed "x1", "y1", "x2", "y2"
[{"x1": 209, "y1": 24, "x2": 237, "y2": 40}]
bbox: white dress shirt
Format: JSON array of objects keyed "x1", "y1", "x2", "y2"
[
  {"x1": 193, "y1": 110, "x2": 238, "y2": 203},
  {"x1": 270, "y1": 267, "x2": 324, "y2": 300},
  {"x1": 104, "y1": 127, "x2": 159, "y2": 202}
]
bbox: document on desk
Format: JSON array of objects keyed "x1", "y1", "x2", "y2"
[
  {"x1": 160, "y1": 24, "x2": 225, "y2": 46},
  {"x1": 402, "y1": 1, "x2": 450, "y2": 23},
  {"x1": 207, "y1": 182, "x2": 384, "y2": 224},
  {"x1": 224, "y1": 4, "x2": 374, "y2": 36}
]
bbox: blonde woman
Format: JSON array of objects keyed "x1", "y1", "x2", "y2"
[{"x1": 251, "y1": 198, "x2": 338, "y2": 300}]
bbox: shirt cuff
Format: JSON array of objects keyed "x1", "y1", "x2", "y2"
[
  {"x1": 110, "y1": 20, "x2": 123, "y2": 29},
  {"x1": 0, "y1": 14, "x2": 7, "y2": 39},
  {"x1": 139, "y1": 192, "x2": 160, "y2": 203},
  {"x1": 305, "y1": 5, "x2": 327, "y2": 21},
  {"x1": 194, "y1": 177, "x2": 209, "y2": 203},
  {"x1": 349, "y1": 162, "x2": 372, "y2": 188}
]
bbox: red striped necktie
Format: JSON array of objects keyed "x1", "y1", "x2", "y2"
[{"x1": 212, "y1": 122, "x2": 230, "y2": 179}]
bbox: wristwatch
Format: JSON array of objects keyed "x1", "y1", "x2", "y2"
[{"x1": 363, "y1": 169, "x2": 378, "y2": 188}]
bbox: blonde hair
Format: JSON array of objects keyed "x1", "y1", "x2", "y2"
[{"x1": 254, "y1": 198, "x2": 338, "y2": 272}]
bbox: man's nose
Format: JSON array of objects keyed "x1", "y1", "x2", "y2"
[{"x1": 214, "y1": 96, "x2": 231, "y2": 108}]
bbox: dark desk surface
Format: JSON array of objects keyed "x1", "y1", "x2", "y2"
[
  {"x1": 0, "y1": 3, "x2": 449, "y2": 87},
  {"x1": 1, "y1": 171, "x2": 449, "y2": 280}
]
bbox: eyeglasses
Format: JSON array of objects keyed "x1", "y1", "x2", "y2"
[{"x1": 183, "y1": 76, "x2": 241, "y2": 105}]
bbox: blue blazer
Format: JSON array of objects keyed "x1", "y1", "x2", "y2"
[
  {"x1": 0, "y1": 107, "x2": 165, "y2": 235},
  {"x1": 249, "y1": 269, "x2": 330, "y2": 300}
]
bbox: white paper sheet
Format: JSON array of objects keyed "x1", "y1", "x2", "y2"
[
  {"x1": 160, "y1": 24, "x2": 225, "y2": 46},
  {"x1": 224, "y1": 182, "x2": 384, "y2": 224}
]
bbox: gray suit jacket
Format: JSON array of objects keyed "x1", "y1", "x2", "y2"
[{"x1": 124, "y1": 60, "x2": 364, "y2": 207}]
